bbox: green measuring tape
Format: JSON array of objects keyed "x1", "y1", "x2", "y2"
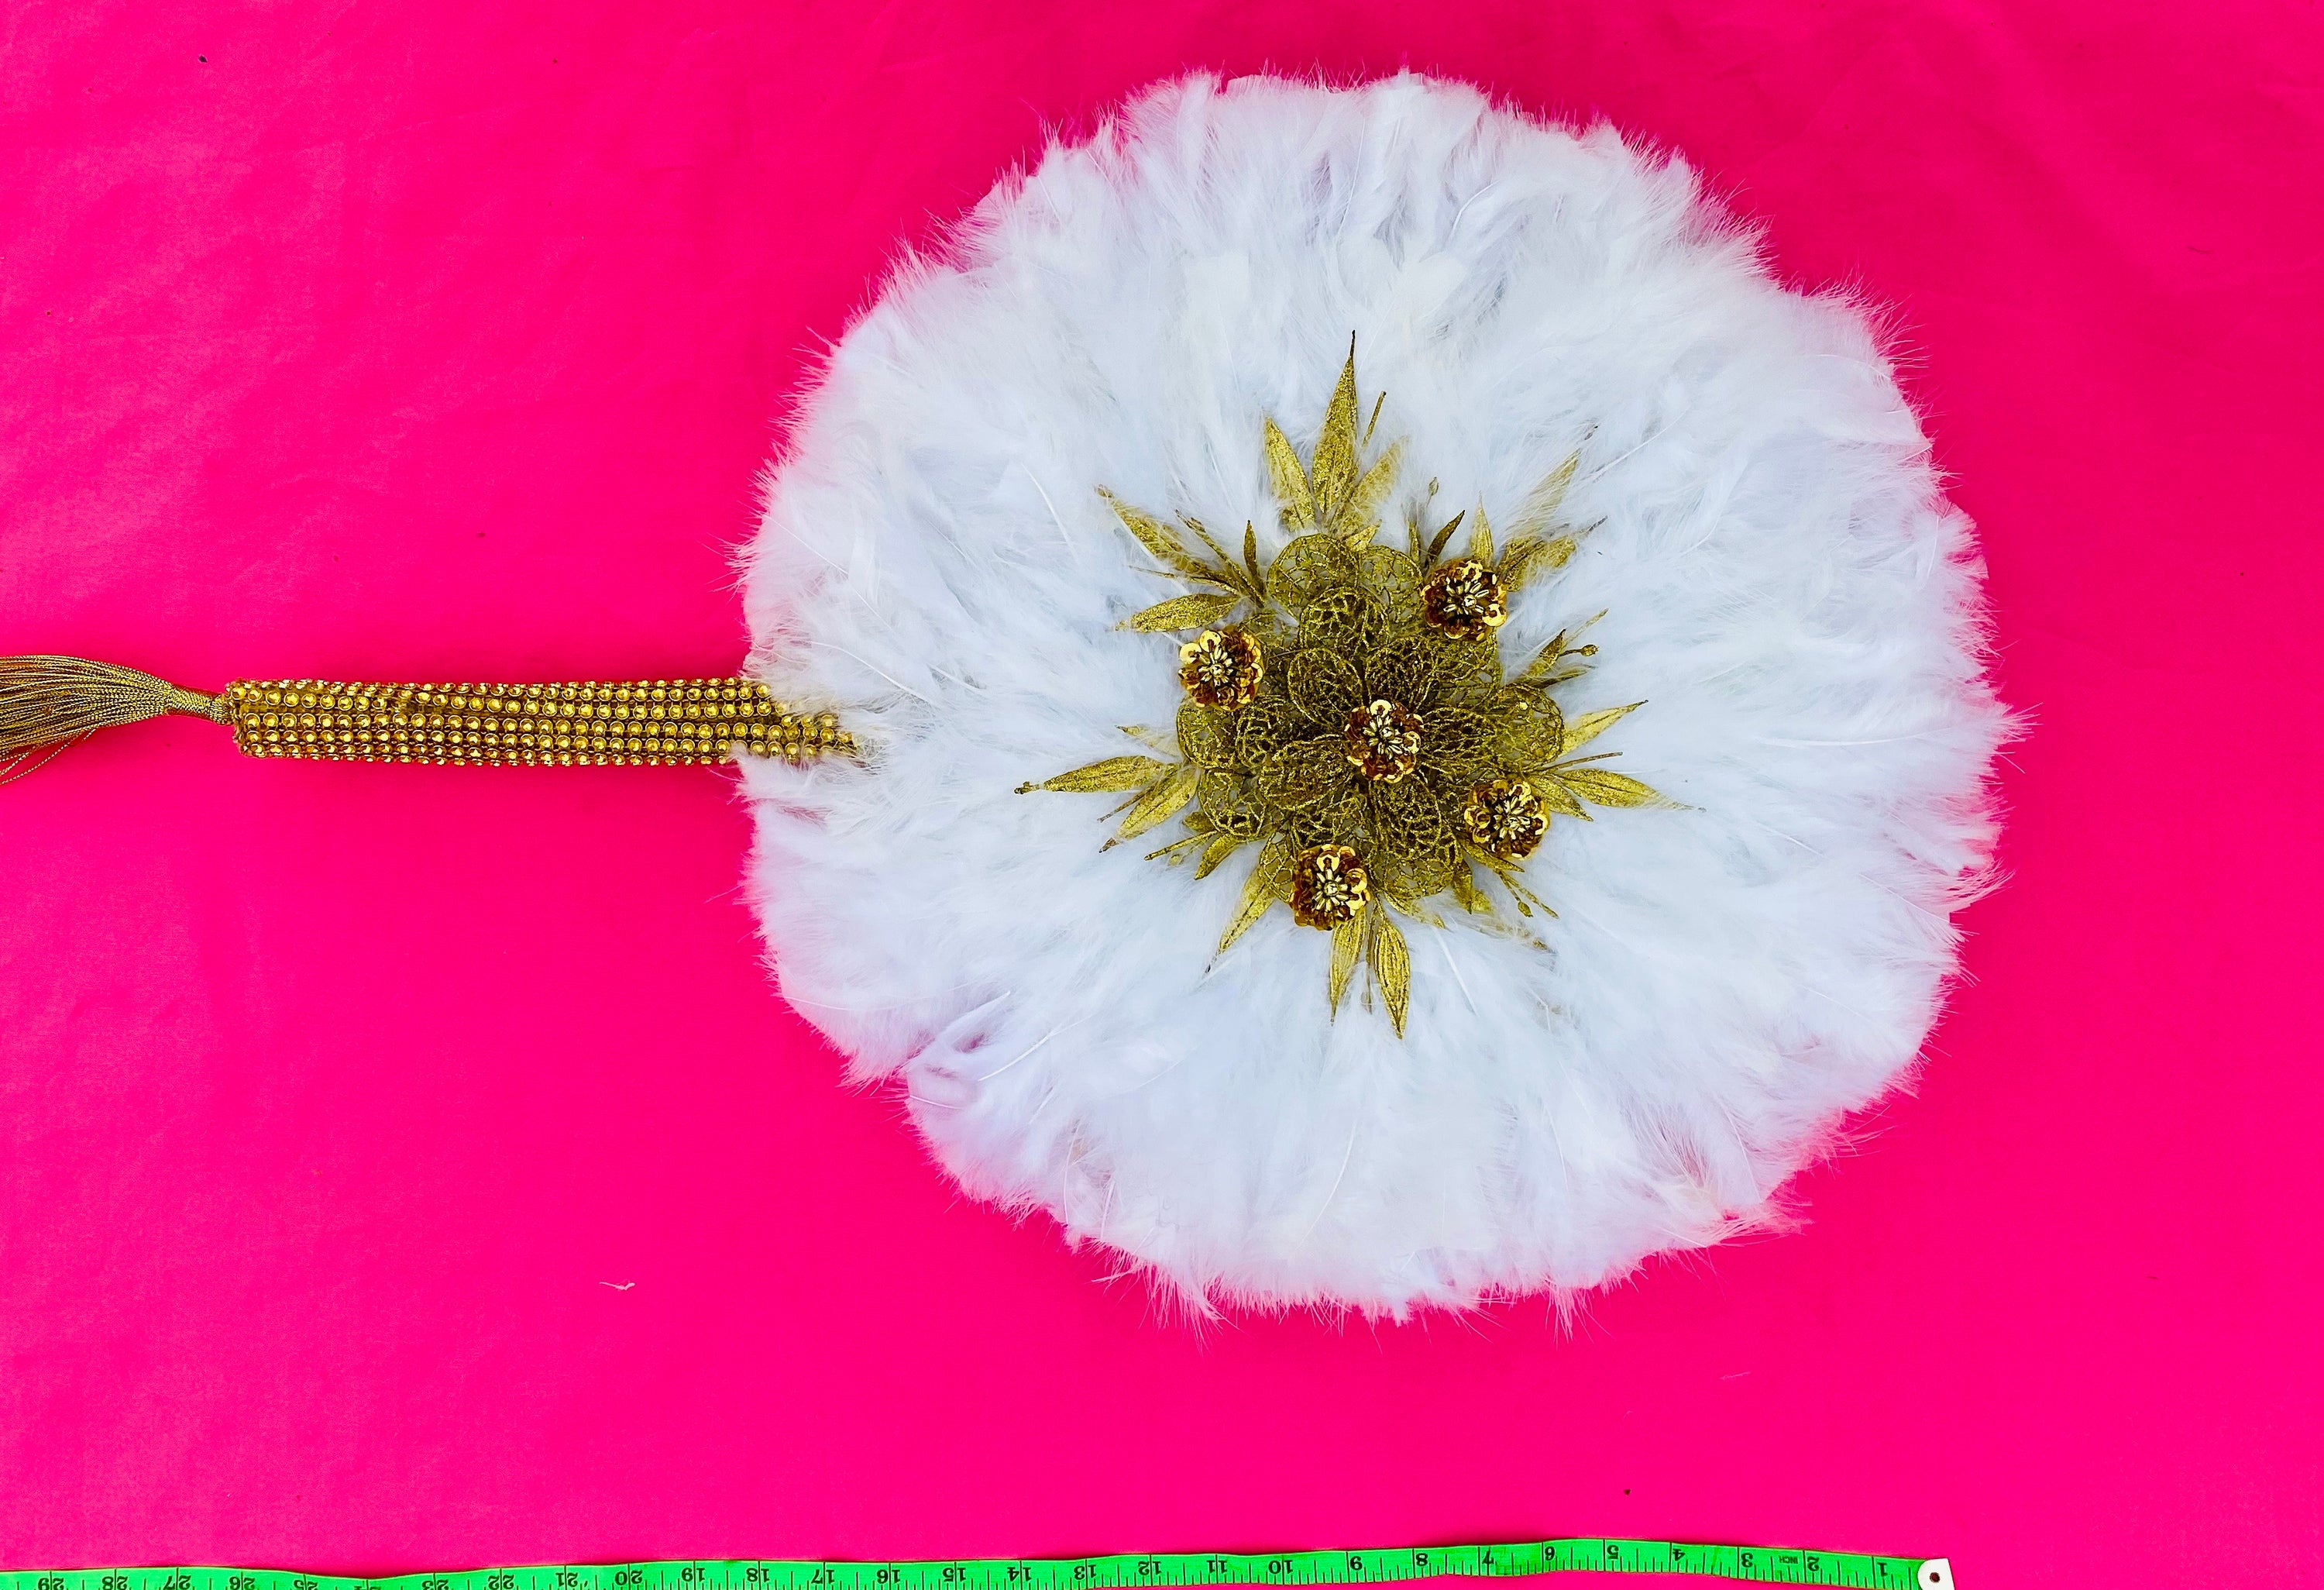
[{"x1": 3, "y1": 1545, "x2": 1952, "y2": 1590}]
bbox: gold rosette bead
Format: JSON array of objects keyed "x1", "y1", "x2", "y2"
[
  {"x1": 1418, "y1": 556, "x2": 1508, "y2": 641},
  {"x1": 1342, "y1": 697, "x2": 1424, "y2": 783},
  {"x1": 1289, "y1": 842, "x2": 1370, "y2": 928},
  {"x1": 1177, "y1": 627, "x2": 1264, "y2": 711},
  {"x1": 1460, "y1": 777, "x2": 1550, "y2": 862}
]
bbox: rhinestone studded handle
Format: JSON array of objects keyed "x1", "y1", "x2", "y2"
[{"x1": 219, "y1": 676, "x2": 853, "y2": 766}]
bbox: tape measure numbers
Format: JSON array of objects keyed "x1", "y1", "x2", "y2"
[{"x1": 2, "y1": 1544, "x2": 1954, "y2": 1590}]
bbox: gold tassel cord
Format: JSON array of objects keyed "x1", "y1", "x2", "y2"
[
  {"x1": 0, "y1": 657, "x2": 855, "y2": 776},
  {"x1": 0, "y1": 656, "x2": 230, "y2": 781}
]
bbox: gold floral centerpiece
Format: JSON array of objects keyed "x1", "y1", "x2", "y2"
[{"x1": 1022, "y1": 345, "x2": 1662, "y2": 1034}]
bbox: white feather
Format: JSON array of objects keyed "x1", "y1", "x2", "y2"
[{"x1": 737, "y1": 72, "x2": 2009, "y2": 1316}]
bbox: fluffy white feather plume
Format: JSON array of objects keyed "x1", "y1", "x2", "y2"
[{"x1": 739, "y1": 71, "x2": 2007, "y2": 1316}]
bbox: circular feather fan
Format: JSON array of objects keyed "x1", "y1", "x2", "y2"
[{"x1": 737, "y1": 72, "x2": 2008, "y2": 1314}]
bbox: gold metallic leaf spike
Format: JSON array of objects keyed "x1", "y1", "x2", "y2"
[
  {"x1": 0, "y1": 656, "x2": 854, "y2": 775},
  {"x1": 1263, "y1": 418, "x2": 1315, "y2": 529},
  {"x1": 1559, "y1": 702, "x2": 1643, "y2": 755},
  {"x1": 1112, "y1": 763, "x2": 1200, "y2": 840},
  {"x1": 1551, "y1": 766, "x2": 1663, "y2": 808},
  {"x1": 1328, "y1": 912, "x2": 1364, "y2": 1014},
  {"x1": 1310, "y1": 343, "x2": 1363, "y2": 521},
  {"x1": 1342, "y1": 439, "x2": 1404, "y2": 541},
  {"x1": 1219, "y1": 838, "x2": 1290, "y2": 952},
  {"x1": 1127, "y1": 593, "x2": 1242, "y2": 632},
  {"x1": 1504, "y1": 453, "x2": 1580, "y2": 542},
  {"x1": 1370, "y1": 914, "x2": 1412, "y2": 1036}
]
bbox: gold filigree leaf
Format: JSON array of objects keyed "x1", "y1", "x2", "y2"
[
  {"x1": 1101, "y1": 489, "x2": 1220, "y2": 583},
  {"x1": 1243, "y1": 521, "x2": 1266, "y2": 594},
  {"x1": 1356, "y1": 545, "x2": 1423, "y2": 628},
  {"x1": 1286, "y1": 648, "x2": 1364, "y2": 724},
  {"x1": 1239, "y1": 612, "x2": 1291, "y2": 667},
  {"x1": 1363, "y1": 637, "x2": 1442, "y2": 713},
  {"x1": 1469, "y1": 505, "x2": 1494, "y2": 566},
  {"x1": 1024, "y1": 755, "x2": 1171, "y2": 793},
  {"x1": 1119, "y1": 723, "x2": 1175, "y2": 754},
  {"x1": 1559, "y1": 701, "x2": 1642, "y2": 755},
  {"x1": 1129, "y1": 592, "x2": 1243, "y2": 632},
  {"x1": 1370, "y1": 914, "x2": 1411, "y2": 1036},
  {"x1": 1370, "y1": 775, "x2": 1452, "y2": 864},
  {"x1": 1114, "y1": 762, "x2": 1201, "y2": 838},
  {"x1": 1311, "y1": 346, "x2": 1362, "y2": 520},
  {"x1": 1422, "y1": 706, "x2": 1496, "y2": 775},
  {"x1": 1427, "y1": 635, "x2": 1504, "y2": 705},
  {"x1": 1449, "y1": 864, "x2": 1493, "y2": 915},
  {"x1": 1177, "y1": 701, "x2": 1239, "y2": 769},
  {"x1": 1555, "y1": 766, "x2": 1663, "y2": 808},
  {"x1": 1197, "y1": 769, "x2": 1268, "y2": 837},
  {"x1": 1490, "y1": 688, "x2": 1566, "y2": 769},
  {"x1": 1219, "y1": 837, "x2": 1291, "y2": 951},
  {"x1": 1528, "y1": 775, "x2": 1590, "y2": 819},
  {"x1": 1373, "y1": 837, "x2": 1459, "y2": 900},
  {"x1": 1258, "y1": 735, "x2": 1356, "y2": 810},
  {"x1": 1289, "y1": 786, "x2": 1364, "y2": 850},
  {"x1": 1234, "y1": 693, "x2": 1301, "y2": 771},
  {"x1": 1195, "y1": 832, "x2": 1244, "y2": 879},
  {"x1": 1263, "y1": 418, "x2": 1316, "y2": 530},
  {"x1": 1298, "y1": 586, "x2": 1378, "y2": 656},
  {"x1": 1267, "y1": 533, "x2": 1356, "y2": 611},
  {"x1": 1328, "y1": 911, "x2": 1364, "y2": 1014}
]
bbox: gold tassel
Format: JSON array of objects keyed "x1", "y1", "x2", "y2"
[
  {"x1": 0, "y1": 656, "x2": 856, "y2": 780},
  {"x1": 0, "y1": 656, "x2": 228, "y2": 781}
]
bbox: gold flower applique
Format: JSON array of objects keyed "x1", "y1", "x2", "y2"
[{"x1": 1019, "y1": 342, "x2": 1663, "y2": 1035}]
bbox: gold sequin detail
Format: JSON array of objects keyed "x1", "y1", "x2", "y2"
[
  {"x1": 221, "y1": 677, "x2": 854, "y2": 767},
  {"x1": 1342, "y1": 697, "x2": 1423, "y2": 783},
  {"x1": 1290, "y1": 844, "x2": 1370, "y2": 928},
  {"x1": 1177, "y1": 627, "x2": 1264, "y2": 711},
  {"x1": 1419, "y1": 556, "x2": 1508, "y2": 640},
  {"x1": 1460, "y1": 776, "x2": 1549, "y2": 862}
]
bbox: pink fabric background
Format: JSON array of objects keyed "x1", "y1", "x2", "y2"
[{"x1": 4, "y1": 2, "x2": 2319, "y2": 1584}]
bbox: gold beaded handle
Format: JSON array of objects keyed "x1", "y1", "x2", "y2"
[
  {"x1": 0, "y1": 656, "x2": 855, "y2": 780},
  {"x1": 223, "y1": 676, "x2": 852, "y2": 766}
]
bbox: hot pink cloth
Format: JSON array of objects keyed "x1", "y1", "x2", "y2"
[{"x1": 3, "y1": 3, "x2": 2319, "y2": 1585}]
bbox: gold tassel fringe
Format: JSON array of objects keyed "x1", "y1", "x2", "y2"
[{"x1": 0, "y1": 656, "x2": 227, "y2": 781}]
